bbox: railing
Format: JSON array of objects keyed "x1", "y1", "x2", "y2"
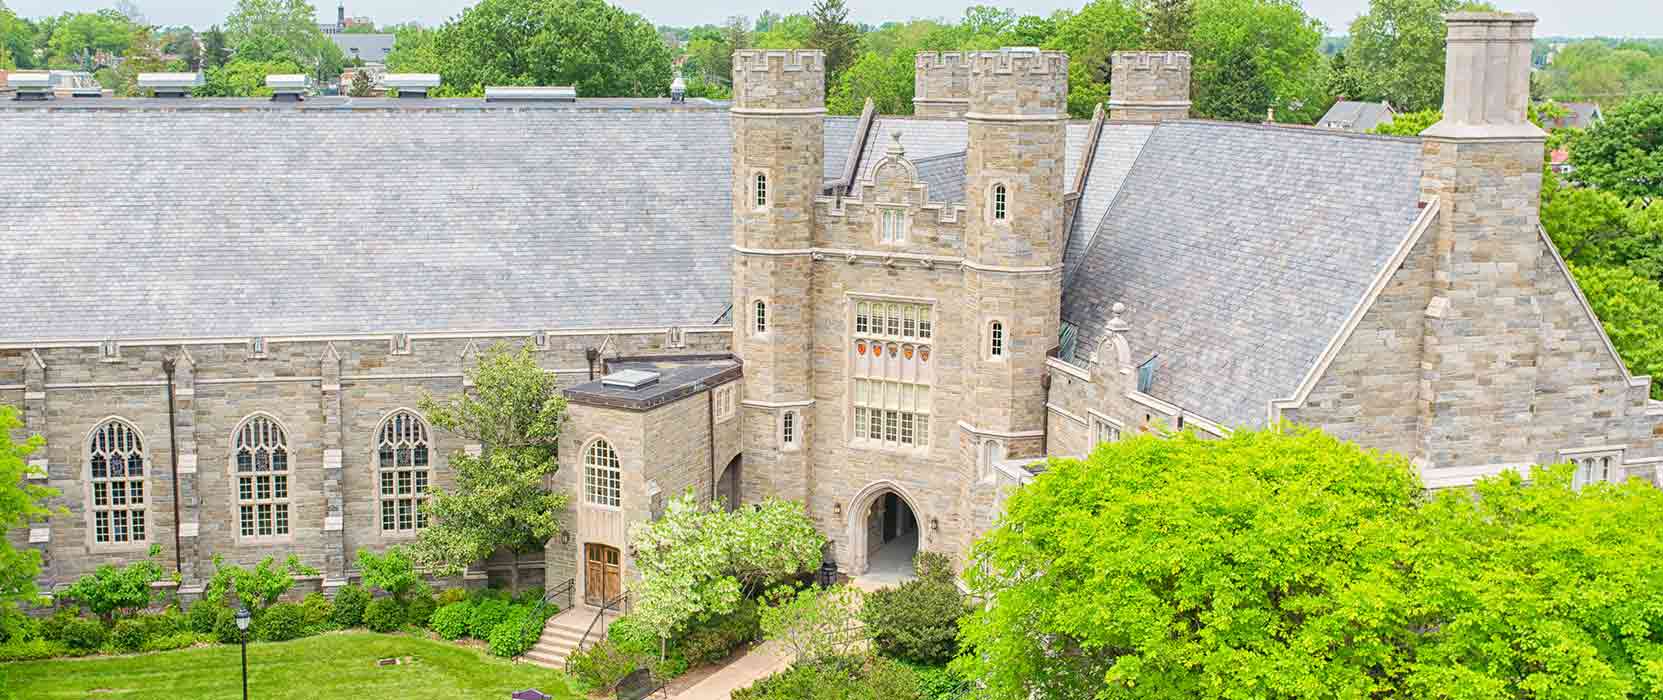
[
  {"x1": 513, "y1": 577, "x2": 575, "y2": 662},
  {"x1": 565, "y1": 591, "x2": 630, "y2": 674}
]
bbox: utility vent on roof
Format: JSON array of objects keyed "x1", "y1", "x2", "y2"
[
  {"x1": 9, "y1": 72, "x2": 53, "y2": 101},
  {"x1": 266, "y1": 74, "x2": 311, "y2": 102},
  {"x1": 484, "y1": 86, "x2": 576, "y2": 103},
  {"x1": 138, "y1": 72, "x2": 202, "y2": 98},
  {"x1": 383, "y1": 73, "x2": 440, "y2": 98},
  {"x1": 601, "y1": 369, "x2": 661, "y2": 390}
]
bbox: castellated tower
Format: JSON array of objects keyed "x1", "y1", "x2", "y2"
[
  {"x1": 914, "y1": 52, "x2": 971, "y2": 118},
  {"x1": 1107, "y1": 51, "x2": 1192, "y2": 121},
  {"x1": 730, "y1": 49, "x2": 825, "y2": 503},
  {"x1": 961, "y1": 48, "x2": 1069, "y2": 464},
  {"x1": 1417, "y1": 13, "x2": 1547, "y2": 468}
]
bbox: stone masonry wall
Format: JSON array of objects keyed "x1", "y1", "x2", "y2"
[
  {"x1": 914, "y1": 52, "x2": 971, "y2": 118},
  {"x1": 1107, "y1": 51, "x2": 1192, "y2": 122}
]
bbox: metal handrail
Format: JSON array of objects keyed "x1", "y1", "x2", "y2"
[
  {"x1": 513, "y1": 577, "x2": 575, "y2": 661},
  {"x1": 565, "y1": 591, "x2": 630, "y2": 673}
]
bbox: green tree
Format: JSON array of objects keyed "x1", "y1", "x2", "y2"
[
  {"x1": 1187, "y1": 0, "x2": 1327, "y2": 123},
  {"x1": 203, "y1": 553, "x2": 318, "y2": 612},
  {"x1": 630, "y1": 493, "x2": 824, "y2": 642},
  {"x1": 1568, "y1": 93, "x2": 1663, "y2": 200},
  {"x1": 413, "y1": 343, "x2": 568, "y2": 594},
  {"x1": 828, "y1": 50, "x2": 908, "y2": 115},
  {"x1": 59, "y1": 545, "x2": 166, "y2": 623},
  {"x1": 385, "y1": 0, "x2": 671, "y2": 98},
  {"x1": 225, "y1": 0, "x2": 326, "y2": 64},
  {"x1": 197, "y1": 58, "x2": 303, "y2": 96},
  {"x1": 1568, "y1": 265, "x2": 1663, "y2": 399},
  {"x1": 44, "y1": 10, "x2": 135, "y2": 70},
  {"x1": 1140, "y1": 0, "x2": 1193, "y2": 50},
  {"x1": 0, "y1": 406, "x2": 55, "y2": 615},
  {"x1": 356, "y1": 547, "x2": 426, "y2": 603},
  {"x1": 758, "y1": 585, "x2": 865, "y2": 663},
  {"x1": 808, "y1": 0, "x2": 859, "y2": 81},
  {"x1": 347, "y1": 68, "x2": 373, "y2": 96},
  {"x1": 1344, "y1": 0, "x2": 1495, "y2": 112},
  {"x1": 201, "y1": 24, "x2": 229, "y2": 69},
  {"x1": 1370, "y1": 107, "x2": 1442, "y2": 136},
  {"x1": 0, "y1": 1, "x2": 24, "y2": 69},
  {"x1": 1046, "y1": 0, "x2": 1146, "y2": 118},
  {"x1": 955, "y1": 428, "x2": 1425, "y2": 700}
]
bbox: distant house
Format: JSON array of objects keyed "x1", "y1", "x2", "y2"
[
  {"x1": 1538, "y1": 101, "x2": 1603, "y2": 130},
  {"x1": 1550, "y1": 147, "x2": 1573, "y2": 175},
  {"x1": 1317, "y1": 100, "x2": 1396, "y2": 133},
  {"x1": 332, "y1": 33, "x2": 395, "y2": 66}
]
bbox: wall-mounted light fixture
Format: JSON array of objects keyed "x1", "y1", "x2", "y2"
[
  {"x1": 832, "y1": 502, "x2": 842, "y2": 517},
  {"x1": 929, "y1": 517, "x2": 939, "y2": 532},
  {"x1": 560, "y1": 530, "x2": 572, "y2": 545}
]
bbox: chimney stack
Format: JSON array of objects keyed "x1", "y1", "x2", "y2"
[
  {"x1": 1423, "y1": 12, "x2": 1541, "y2": 140},
  {"x1": 1107, "y1": 51, "x2": 1191, "y2": 121}
]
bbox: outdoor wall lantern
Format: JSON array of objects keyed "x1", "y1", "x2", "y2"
[
  {"x1": 832, "y1": 502, "x2": 842, "y2": 517},
  {"x1": 929, "y1": 517, "x2": 939, "y2": 532},
  {"x1": 560, "y1": 530, "x2": 571, "y2": 545}
]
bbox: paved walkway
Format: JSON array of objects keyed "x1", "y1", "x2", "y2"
[
  {"x1": 851, "y1": 530, "x2": 918, "y2": 591},
  {"x1": 667, "y1": 640, "x2": 793, "y2": 700}
]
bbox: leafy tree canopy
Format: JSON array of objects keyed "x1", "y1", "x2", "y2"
[
  {"x1": 1569, "y1": 93, "x2": 1663, "y2": 200},
  {"x1": 0, "y1": 406, "x2": 55, "y2": 612},
  {"x1": 60, "y1": 545, "x2": 166, "y2": 622},
  {"x1": 384, "y1": 0, "x2": 672, "y2": 98},
  {"x1": 1343, "y1": 0, "x2": 1495, "y2": 112},
  {"x1": 225, "y1": 0, "x2": 331, "y2": 67},
  {"x1": 43, "y1": 9, "x2": 136, "y2": 70},
  {"x1": 196, "y1": 58, "x2": 304, "y2": 97},
  {"x1": 1569, "y1": 264, "x2": 1663, "y2": 400},
  {"x1": 203, "y1": 553, "x2": 319, "y2": 612},
  {"x1": 956, "y1": 426, "x2": 1663, "y2": 699},
  {"x1": 412, "y1": 343, "x2": 568, "y2": 593}
]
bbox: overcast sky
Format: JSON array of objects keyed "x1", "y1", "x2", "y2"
[{"x1": 8, "y1": 0, "x2": 1661, "y2": 38}]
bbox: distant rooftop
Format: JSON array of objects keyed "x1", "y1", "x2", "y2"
[
  {"x1": 564, "y1": 356, "x2": 742, "y2": 411},
  {"x1": 0, "y1": 95, "x2": 727, "y2": 112}
]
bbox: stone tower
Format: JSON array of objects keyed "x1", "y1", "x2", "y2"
[
  {"x1": 1107, "y1": 51, "x2": 1192, "y2": 121},
  {"x1": 1417, "y1": 13, "x2": 1547, "y2": 468},
  {"x1": 960, "y1": 48, "x2": 1069, "y2": 467},
  {"x1": 914, "y1": 52, "x2": 971, "y2": 118},
  {"x1": 730, "y1": 49, "x2": 825, "y2": 503}
]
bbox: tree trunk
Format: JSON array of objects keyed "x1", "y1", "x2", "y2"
[{"x1": 509, "y1": 549, "x2": 521, "y2": 595}]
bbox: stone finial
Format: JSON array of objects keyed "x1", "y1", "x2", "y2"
[
  {"x1": 1423, "y1": 12, "x2": 1543, "y2": 140},
  {"x1": 1106, "y1": 302, "x2": 1129, "y2": 333},
  {"x1": 886, "y1": 130, "x2": 905, "y2": 158}
]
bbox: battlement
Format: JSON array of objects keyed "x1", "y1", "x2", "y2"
[
  {"x1": 914, "y1": 52, "x2": 973, "y2": 117},
  {"x1": 732, "y1": 49, "x2": 826, "y2": 112},
  {"x1": 1107, "y1": 51, "x2": 1191, "y2": 122},
  {"x1": 966, "y1": 48, "x2": 1069, "y2": 118}
]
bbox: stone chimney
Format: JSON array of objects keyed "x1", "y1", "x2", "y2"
[
  {"x1": 1107, "y1": 51, "x2": 1190, "y2": 121},
  {"x1": 1416, "y1": 13, "x2": 1548, "y2": 469},
  {"x1": 914, "y1": 52, "x2": 970, "y2": 118}
]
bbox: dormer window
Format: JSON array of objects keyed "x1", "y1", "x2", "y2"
[
  {"x1": 992, "y1": 184, "x2": 1008, "y2": 221},
  {"x1": 879, "y1": 208, "x2": 907, "y2": 244},
  {"x1": 754, "y1": 172, "x2": 768, "y2": 209}
]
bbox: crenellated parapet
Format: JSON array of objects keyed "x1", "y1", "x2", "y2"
[
  {"x1": 732, "y1": 49, "x2": 826, "y2": 112},
  {"x1": 1107, "y1": 51, "x2": 1191, "y2": 121},
  {"x1": 914, "y1": 52, "x2": 972, "y2": 118},
  {"x1": 967, "y1": 48, "x2": 1069, "y2": 118}
]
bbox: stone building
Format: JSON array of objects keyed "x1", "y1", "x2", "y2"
[{"x1": 3, "y1": 12, "x2": 1658, "y2": 609}]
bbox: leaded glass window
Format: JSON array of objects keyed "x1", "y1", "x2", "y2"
[
  {"x1": 88, "y1": 419, "x2": 146, "y2": 545},
  {"x1": 585, "y1": 439, "x2": 621, "y2": 507},
  {"x1": 378, "y1": 411, "x2": 431, "y2": 533},
  {"x1": 234, "y1": 415, "x2": 290, "y2": 539}
]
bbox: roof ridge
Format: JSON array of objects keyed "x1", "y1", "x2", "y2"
[
  {"x1": 1142, "y1": 117, "x2": 1423, "y2": 144},
  {"x1": 911, "y1": 149, "x2": 967, "y2": 164},
  {"x1": 1063, "y1": 122, "x2": 1162, "y2": 291}
]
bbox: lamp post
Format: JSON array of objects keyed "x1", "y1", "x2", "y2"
[{"x1": 235, "y1": 606, "x2": 252, "y2": 700}]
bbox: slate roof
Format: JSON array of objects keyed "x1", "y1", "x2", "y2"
[
  {"x1": 914, "y1": 151, "x2": 967, "y2": 204},
  {"x1": 1318, "y1": 101, "x2": 1395, "y2": 133},
  {"x1": 1063, "y1": 123, "x2": 1156, "y2": 281},
  {"x1": 823, "y1": 116, "x2": 861, "y2": 186},
  {"x1": 0, "y1": 108, "x2": 739, "y2": 341},
  {"x1": 331, "y1": 33, "x2": 396, "y2": 65},
  {"x1": 1061, "y1": 121, "x2": 1425, "y2": 427},
  {"x1": 852, "y1": 117, "x2": 1092, "y2": 195}
]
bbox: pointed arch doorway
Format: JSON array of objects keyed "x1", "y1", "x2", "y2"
[{"x1": 845, "y1": 480, "x2": 921, "y2": 579}]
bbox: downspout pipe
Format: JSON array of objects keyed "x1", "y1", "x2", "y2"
[
  {"x1": 161, "y1": 357, "x2": 183, "y2": 577},
  {"x1": 708, "y1": 387, "x2": 717, "y2": 505}
]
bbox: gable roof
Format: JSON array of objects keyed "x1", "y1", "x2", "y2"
[
  {"x1": 1063, "y1": 123, "x2": 1156, "y2": 281},
  {"x1": 1318, "y1": 101, "x2": 1395, "y2": 133},
  {"x1": 0, "y1": 107, "x2": 739, "y2": 342},
  {"x1": 331, "y1": 33, "x2": 396, "y2": 64},
  {"x1": 850, "y1": 117, "x2": 1093, "y2": 200},
  {"x1": 1061, "y1": 121, "x2": 1425, "y2": 427}
]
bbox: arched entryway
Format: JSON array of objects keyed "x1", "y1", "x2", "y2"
[
  {"x1": 845, "y1": 481, "x2": 921, "y2": 580},
  {"x1": 716, "y1": 455, "x2": 742, "y2": 512}
]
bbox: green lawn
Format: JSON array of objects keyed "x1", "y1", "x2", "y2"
[{"x1": 0, "y1": 632, "x2": 580, "y2": 700}]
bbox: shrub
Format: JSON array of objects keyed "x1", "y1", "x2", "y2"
[
  {"x1": 40, "y1": 608, "x2": 81, "y2": 641},
  {"x1": 860, "y1": 579, "x2": 968, "y2": 665},
  {"x1": 732, "y1": 655, "x2": 921, "y2": 700},
  {"x1": 435, "y1": 587, "x2": 468, "y2": 606},
  {"x1": 364, "y1": 597, "x2": 405, "y2": 633},
  {"x1": 0, "y1": 639, "x2": 71, "y2": 662},
  {"x1": 680, "y1": 600, "x2": 761, "y2": 665},
  {"x1": 357, "y1": 547, "x2": 426, "y2": 603},
  {"x1": 486, "y1": 609, "x2": 536, "y2": 657},
  {"x1": 142, "y1": 631, "x2": 208, "y2": 652},
  {"x1": 0, "y1": 604, "x2": 36, "y2": 644},
  {"x1": 607, "y1": 614, "x2": 659, "y2": 657},
  {"x1": 213, "y1": 606, "x2": 245, "y2": 645},
  {"x1": 147, "y1": 609, "x2": 187, "y2": 637},
  {"x1": 60, "y1": 550, "x2": 166, "y2": 623},
  {"x1": 187, "y1": 600, "x2": 222, "y2": 634},
  {"x1": 430, "y1": 601, "x2": 473, "y2": 640},
  {"x1": 912, "y1": 552, "x2": 953, "y2": 584},
  {"x1": 111, "y1": 618, "x2": 150, "y2": 652},
  {"x1": 331, "y1": 584, "x2": 369, "y2": 628},
  {"x1": 203, "y1": 554, "x2": 317, "y2": 613},
  {"x1": 59, "y1": 616, "x2": 107, "y2": 652},
  {"x1": 255, "y1": 602, "x2": 307, "y2": 642},
  {"x1": 300, "y1": 593, "x2": 334, "y2": 629},
  {"x1": 568, "y1": 639, "x2": 643, "y2": 691},
  {"x1": 467, "y1": 597, "x2": 511, "y2": 639},
  {"x1": 909, "y1": 663, "x2": 970, "y2": 700},
  {"x1": 406, "y1": 592, "x2": 438, "y2": 628}
]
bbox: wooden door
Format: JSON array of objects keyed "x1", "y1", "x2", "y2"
[{"x1": 584, "y1": 543, "x2": 622, "y2": 606}]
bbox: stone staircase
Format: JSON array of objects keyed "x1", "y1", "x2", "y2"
[{"x1": 521, "y1": 606, "x2": 618, "y2": 669}]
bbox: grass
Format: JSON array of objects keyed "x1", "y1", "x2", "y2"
[{"x1": 0, "y1": 631, "x2": 581, "y2": 700}]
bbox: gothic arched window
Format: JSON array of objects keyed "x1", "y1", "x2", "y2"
[
  {"x1": 989, "y1": 320, "x2": 1005, "y2": 358},
  {"x1": 754, "y1": 172, "x2": 768, "y2": 208},
  {"x1": 377, "y1": 410, "x2": 432, "y2": 533},
  {"x1": 88, "y1": 419, "x2": 147, "y2": 545},
  {"x1": 585, "y1": 439, "x2": 622, "y2": 507},
  {"x1": 233, "y1": 414, "x2": 290, "y2": 539},
  {"x1": 754, "y1": 300, "x2": 769, "y2": 335},
  {"x1": 992, "y1": 183, "x2": 1008, "y2": 221}
]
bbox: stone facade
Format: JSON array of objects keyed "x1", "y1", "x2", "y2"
[
  {"x1": 1107, "y1": 51, "x2": 1192, "y2": 122},
  {"x1": 914, "y1": 52, "x2": 971, "y2": 118}
]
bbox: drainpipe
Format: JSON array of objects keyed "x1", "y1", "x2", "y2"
[
  {"x1": 161, "y1": 357, "x2": 184, "y2": 577},
  {"x1": 707, "y1": 387, "x2": 717, "y2": 505},
  {"x1": 585, "y1": 348, "x2": 598, "y2": 380}
]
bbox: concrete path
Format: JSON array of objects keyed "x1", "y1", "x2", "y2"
[{"x1": 666, "y1": 640, "x2": 793, "y2": 700}]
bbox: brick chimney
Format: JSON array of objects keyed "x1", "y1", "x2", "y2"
[
  {"x1": 1107, "y1": 51, "x2": 1190, "y2": 121},
  {"x1": 1416, "y1": 13, "x2": 1548, "y2": 469}
]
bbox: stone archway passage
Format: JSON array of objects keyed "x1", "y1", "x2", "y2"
[
  {"x1": 717, "y1": 455, "x2": 742, "y2": 512},
  {"x1": 844, "y1": 480, "x2": 923, "y2": 579}
]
